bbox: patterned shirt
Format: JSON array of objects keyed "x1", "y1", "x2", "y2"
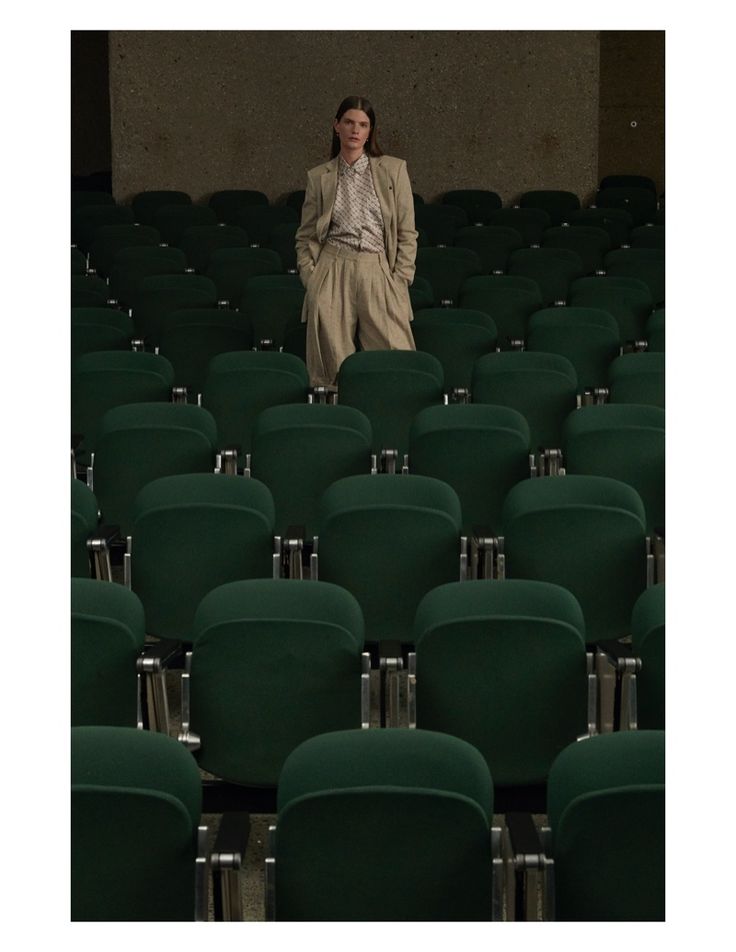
[{"x1": 326, "y1": 153, "x2": 386, "y2": 254}]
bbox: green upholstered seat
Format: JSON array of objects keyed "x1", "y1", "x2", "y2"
[
  {"x1": 527, "y1": 306, "x2": 621, "y2": 391},
  {"x1": 519, "y1": 190, "x2": 581, "y2": 226},
  {"x1": 273, "y1": 729, "x2": 495, "y2": 920},
  {"x1": 414, "y1": 203, "x2": 468, "y2": 246},
  {"x1": 508, "y1": 247, "x2": 585, "y2": 306},
  {"x1": 178, "y1": 223, "x2": 251, "y2": 273},
  {"x1": 108, "y1": 245, "x2": 187, "y2": 307},
  {"x1": 410, "y1": 307, "x2": 498, "y2": 391},
  {"x1": 608, "y1": 351, "x2": 665, "y2": 408},
  {"x1": 71, "y1": 725, "x2": 204, "y2": 920},
  {"x1": 501, "y1": 474, "x2": 648, "y2": 642},
  {"x1": 71, "y1": 477, "x2": 99, "y2": 578},
  {"x1": 453, "y1": 224, "x2": 524, "y2": 273},
  {"x1": 153, "y1": 202, "x2": 218, "y2": 245},
  {"x1": 208, "y1": 188, "x2": 269, "y2": 223},
  {"x1": 459, "y1": 274, "x2": 543, "y2": 345},
  {"x1": 131, "y1": 273, "x2": 218, "y2": 347},
  {"x1": 441, "y1": 189, "x2": 502, "y2": 225},
  {"x1": 631, "y1": 583, "x2": 665, "y2": 729},
  {"x1": 569, "y1": 275, "x2": 653, "y2": 342},
  {"x1": 158, "y1": 307, "x2": 253, "y2": 394},
  {"x1": 414, "y1": 245, "x2": 483, "y2": 304},
  {"x1": 71, "y1": 307, "x2": 135, "y2": 365},
  {"x1": 131, "y1": 189, "x2": 192, "y2": 225},
  {"x1": 408, "y1": 402, "x2": 530, "y2": 535}
]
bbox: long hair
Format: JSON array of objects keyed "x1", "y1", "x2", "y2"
[{"x1": 330, "y1": 95, "x2": 383, "y2": 158}]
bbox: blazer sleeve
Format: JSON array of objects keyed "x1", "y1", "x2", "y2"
[
  {"x1": 295, "y1": 170, "x2": 319, "y2": 287},
  {"x1": 392, "y1": 160, "x2": 418, "y2": 284}
]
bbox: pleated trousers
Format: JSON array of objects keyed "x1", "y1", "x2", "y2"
[{"x1": 303, "y1": 243, "x2": 415, "y2": 388}]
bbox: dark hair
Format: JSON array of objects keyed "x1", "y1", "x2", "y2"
[{"x1": 330, "y1": 95, "x2": 383, "y2": 158}]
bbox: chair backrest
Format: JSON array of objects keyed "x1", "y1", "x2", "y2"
[
  {"x1": 646, "y1": 308, "x2": 665, "y2": 352},
  {"x1": 527, "y1": 306, "x2": 621, "y2": 391},
  {"x1": 547, "y1": 730, "x2": 664, "y2": 921},
  {"x1": 71, "y1": 478, "x2": 99, "y2": 577},
  {"x1": 315, "y1": 474, "x2": 462, "y2": 645},
  {"x1": 71, "y1": 307, "x2": 135, "y2": 364},
  {"x1": 441, "y1": 189, "x2": 502, "y2": 224},
  {"x1": 608, "y1": 352, "x2": 665, "y2": 408},
  {"x1": 205, "y1": 247, "x2": 284, "y2": 307},
  {"x1": 239, "y1": 273, "x2": 306, "y2": 346},
  {"x1": 508, "y1": 247, "x2": 585, "y2": 306},
  {"x1": 189, "y1": 579, "x2": 365, "y2": 786},
  {"x1": 129, "y1": 473, "x2": 275, "y2": 641},
  {"x1": 459, "y1": 274, "x2": 543, "y2": 344},
  {"x1": 414, "y1": 246, "x2": 483, "y2": 303},
  {"x1": 131, "y1": 189, "x2": 192, "y2": 225},
  {"x1": 409, "y1": 403, "x2": 530, "y2": 535},
  {"x1": 414, "y1": 203, "x2": 469, "y2": 246},
  {"x1": 88, "y1": 223, "x2": 161, "y2": 278},
  {"x1": 569, "y1": 275, "x2": 653, "y2": 341},
  {"x1": 595, "y1": 186, "x2": 658, "y2": 227},
  {"x1": 178, "y1": 223, "x2": 251, "y2": 272},
  {"x1": 234, "y1": 204, "x2": 299, "y2": 246},
  {"x1": 158, "y1": 307, "x2": 253, "y2": 394},
  {"x1": 131, "y1": 273, "x2": 218, "y2": 347},
  {"x1": 565, "y1": 207, "x2": 633, "y2": 247},
  {"x1": 414, "y1": 579, "x2": 588, "y2": 787},
  {"x1": 487, "y1": 207, "x2": 551, "y2": 245},
  {"x1": 108, "y1": 245, "x2": 188, "y2": 307},
  {"x1": 604, "y1": 247, "x2": 665, "y2": 306},
  {"x1": 250, "y1": 403, "x2": 373, "y2": 538},
  {"x1": 92, "y1": 402, "x2": 218, "y2": 535},
  {"x1": 631, "y1": 583, "x2": 665, "y2": 729},
  {"x1": 562, "y1": 403, "x2": 665, "y2": 532},
  {"x1": 153, "y1": 203, "x2": 218, "y2": 245},
  {"x1": 274, "y1": 728, "x2": 494, "y2": 920},
  {"x1": 453, "y1": 224, "x2": 524, "y2": 272},
  {"x1": 71, "y1": 725, "x2": 202, "y2": 920},
  {"x1": 72, "y1": 350, "x2": 175, "y2": 462},
  {"x1": 337, "y1": 350, "x2": 445, "y2": 458},
  {"x1": 71, "y1": 577, "x2": 146, "y2": 726},
  {"x1": 501, "y1": 474, "x2": 648, "y2": 641},
  {"x1": 472, "y1": 351, "x2": 578, "y2": 451},
  {"x1": 519, "y1": 190, "x2": 581, "y2": 226},
  {"x1": 410, "y1": 307, "x2": 498, "y2": 391},
  {"x1": 542, "y1": 224, "x2": 611, "y2": 273},
  {"x1": 208, "y1": 188, "x2": 269, "y2": 223},
  {"x1": 201, "y1": 350, "x2": 310, "y2": 458}
]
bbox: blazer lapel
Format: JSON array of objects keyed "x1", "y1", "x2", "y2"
[{"x1": 318, "y1": 158, "x2": 339, "y2": 240}]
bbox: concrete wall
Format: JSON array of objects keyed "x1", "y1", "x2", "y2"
[
  {"x1": 109, "y1": 30, "x2": 601, "y2": 205},
  {"x1": 599, "y1": 30, "x2": 665, "y2": 193}
]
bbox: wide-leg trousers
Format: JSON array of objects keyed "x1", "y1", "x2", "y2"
[{"x1": 303, "y1": 243, "x2": 415, "y2": 388}]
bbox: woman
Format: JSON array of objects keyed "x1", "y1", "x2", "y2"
[{"x1": 295, "y1": 95, "x2": 417, "y2": 388}]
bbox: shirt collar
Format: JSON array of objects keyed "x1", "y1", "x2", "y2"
[{"x1": 339, "y1": 152, "x2": 369, "y2": 175}]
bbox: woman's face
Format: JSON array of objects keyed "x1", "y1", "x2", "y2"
[{"x1": 333, "y1": 108, "x2": 371, "y2": 154}]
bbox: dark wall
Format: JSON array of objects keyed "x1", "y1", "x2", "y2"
[
  {"x1": 71, "y1": 31, "x2": 111, "y2": 180},
  {"x1": 599, "y1": 30, "x2": 665, "y2": 193}
]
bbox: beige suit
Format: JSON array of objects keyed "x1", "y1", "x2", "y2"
[{"x1": 295, "y1": 154, "x2": 418, "y2": 387}]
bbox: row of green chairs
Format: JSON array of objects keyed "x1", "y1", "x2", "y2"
[{"x1": 71, "y1": 722, "x2": 664, "y2": 920}]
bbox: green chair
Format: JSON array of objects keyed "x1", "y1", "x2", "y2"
[
  {"x1": 415, "y1": 246, "x2": 483, "y2": 305},
  {"x1": 285, "y1": 190, "x2": 306, "y2": 217},
  {"x1": 565, "y1": 207, "x2": 633, "y2": 248},
  {"x1": 154, "y1": 203, "x2": 218, "y2": 246},
  {"x1": 127, "y1": 473, "x2": 276, "y2": 642},
  {"x1": 508, "y1": 247, "x2": 585, "y2": 306},
  {"x1": 542, "y1": 224, "x2": 611, "y2": 274},
  {"x1": 411, "y1": 580, "x2": 592, "y2": 803},
  {"x1": 271, "y1": 728, "x2": 498, "y2": 921},
  {"x1": 178, "y1": 224, "x2": 251, "y2": 273},
  {"x1": 527, "y1": 306, "x2": 621, "y2": 392},
  {"x1": 314, "y1": 474, "x2": 464, "y2": 646},
  {"x1": 631, "y1": 583, "x2": 665, "y2": 729},
  {"x1": 239, "y1": 272, "x2": 305, "y2": 347},
  {"x1": 71, "y1": 189, "x2": 115, "y2": 212},
  {"x1": 569, "y1": 275, "x2": 653, "y2": 342},
  {"x1": 604, "y1": 248, "x2": 665, "y2": 306},
  {"x1": 206, "y1": 247, "x2": 284, "y2": 307},
  {"x1": 268, "y1": 222, "x2": 298, "y2": 272},
  {"x1": 234, "y1": 205, "x2": 298, "y2": 247},
  {"x1": 408, "y1": 403, "x2": 532, "y2": 536},
  {"x1": 459, "y1": 274, "x2": 543, "y2": 345},
  {"x1": 71, "y1": 478, "x2": 100, "y2": 578},
  {"x1": 546, "y1": 730, "x2": 664, "y2": 920},
  {"x1": 71, "y1": 273, "x2": 111, "y2": 307},
  {"x1": 88, "y1": 223, "x2": 161, "y2": 278},
  {"x1": 131, "y1": 189, "x2": 192, "y2": 225},
  {"x1": 72, "y1": 203, "x2": 136, "y2": 252},
  {"x1": 158, "y1": 307, "x2": 253, "y2": 395},
  {"x1": 453, "y1": 224, "x2": 524, "y2": 272},
  {"x1": 185, "y1": 579, "x2": 367, "y2": 792},
  {"x1": 410, "y1": 307, "x2": 498, "y2": 391},
  {"x1": 108, "y1": 245, "x2": 188, "y2": 307},
  {"x1": 131, "y1": 273, "x2": 218, "y2": 347},
  {"x1": 631, "y1": 224, "x2": 665, "y2": 250},
  {"x1": 441, "y1": 189, "x2": 502, "y2": 225},
  {"x1": 646, "y1": 308, "x2": 665, "y2": 352},
  {"x1": 71, "y1": 307, "x2": 135, "y2": 365},
  {"x1": 72, "y1": 351, "x2": 175, "y2": 465},
  {"x1": 337, "y1": 350, "x2": 445, "y2": 460},
  {"x1": 71, "y1": 725, "x2": 207, "y2": 920},
  {"x1": 501, "y1": 474, "x2": 648, "y2": 643},
  {"x1": 472, "y1": 351, "x2": 578, "y2": 452},
  {"x1": 519, "y1": 190, "x2": 581, "y2": 226},
  {"x1": 600, "y1": 174, "x2": 657, "y2": 194},
  {"x1": 414, "y1": 203, "x2": 468, "y2": 246},
  {"x1": 250, "y1": 403, "x2": 373, "y2": 539},
  {"x1": 608, "y1": 352, "x2": 665, "y2": 408},
  {"x1": 408, "y1": 274, "x2": 435, "y2": 311},
  {"x1": 201, "y1": 350, "x2": 310, "y2": 460},
  {"x1": 89, "y1": 402, "x2": 219, "y2": 535},
  {"x1": 71, "y1": 577, "x2": 146, "y2": 727},
  {"x1": 562, "y1": 403, "x2": 665, "y2": 533},
  {"x1": 71, "y1": 247, "x2": 88, "y2": 275},
  {"x1": 487, "y1": 207, "x2": 551, "y2": 245},
  {"x1": 208, "y1": 188, "x2": 269, "y2": 224},
  {"x1": 595, "y1": 186, "x2": 658, "y2": 227}
]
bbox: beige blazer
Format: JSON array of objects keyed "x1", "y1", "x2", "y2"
[{"x1": 295, "y1": 154, "x2": 418, "y2": 287}]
